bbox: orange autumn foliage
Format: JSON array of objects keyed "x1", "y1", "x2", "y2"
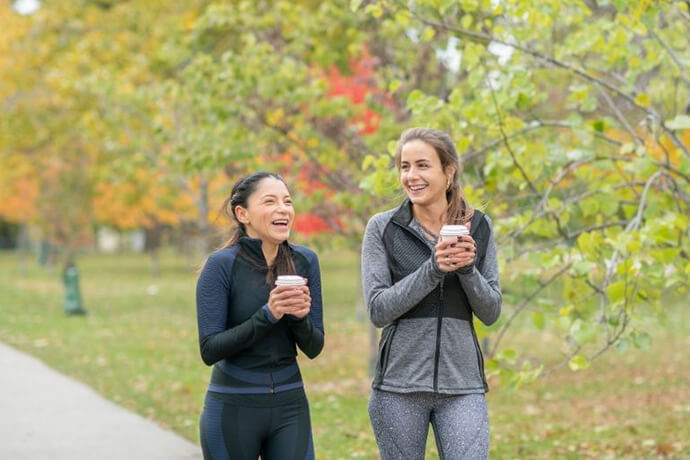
[{"x1": 92, "y1": 168, "x2": 197, "y2": 230}]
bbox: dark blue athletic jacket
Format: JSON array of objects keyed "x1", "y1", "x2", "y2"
[{"x1": 196, "y1": 237, "x2": 324, "y2": 394}]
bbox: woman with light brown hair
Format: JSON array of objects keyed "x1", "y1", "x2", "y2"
[{"x1": 361, "y1": 128, "x2": 502, "y2": 459}]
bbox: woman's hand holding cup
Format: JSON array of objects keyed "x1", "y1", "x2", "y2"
[
  {"x1": 268, "y1": 276, "x2": 311, "y2": 320},
  {"x1": 436, "y1": 224, "x2": 476, "y2": 272}
]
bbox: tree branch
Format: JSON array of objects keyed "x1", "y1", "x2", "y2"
[{"x1": 489, "y1": 263, "x2": 572, "y2": 358}]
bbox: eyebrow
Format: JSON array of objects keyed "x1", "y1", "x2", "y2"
[
  {"x1": 260, "y1": 194, "x2": 291, "y2": 199},
  {"x1": 401, "y1": 159, "x2": 431, "y2": 164}
]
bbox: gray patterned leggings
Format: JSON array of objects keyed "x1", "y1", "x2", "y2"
[{"x1": 368, "y1": 389, "x2": 489, "y2": 460}]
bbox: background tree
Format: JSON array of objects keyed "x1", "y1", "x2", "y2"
[
  {"x1": 2, "y1": 0, "x2": 688, "y2": 381},
  {"x1": 355, "y1": 0, "x2": 690, "y2": 383}
]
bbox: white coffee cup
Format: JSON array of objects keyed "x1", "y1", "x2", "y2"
[
  {"x1": 275, "y1": 275, "x2": 306, "y2": 287},
  {"x1": 439, "y1": 225, "x2": 469, "y2": 243}
]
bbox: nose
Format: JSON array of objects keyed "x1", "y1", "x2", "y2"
[{"x1": 405, "y1": 166, "x2": 420, "y2": 180}]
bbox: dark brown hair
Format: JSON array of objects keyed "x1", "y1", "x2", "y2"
[
  {"x1": 394, "y1": 127, "x2": 474, "y2": 224},
  {"x1": 219, "y1": 172, "x2": 296, "y2": 285}
]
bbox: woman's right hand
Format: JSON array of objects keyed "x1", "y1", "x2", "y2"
[
  {"x1": 267, "y1": 285, "x2": 311, "y2": 320},
  {"x1": 435, "y1": 237, "x2": 475, "y2": 273}
]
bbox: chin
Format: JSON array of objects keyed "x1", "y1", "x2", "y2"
[
  {"x1": 271, "y1": 232, "x2": 291, "y2": 243},
  {"x1": 408, "y1": 194, "x2": 429, "y2": 206}
]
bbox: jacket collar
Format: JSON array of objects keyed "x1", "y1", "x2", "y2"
[
  {"x1": 237, "y1": 236, "x2": 293, "y2": 263},
  {"x1": 391, "y1": 199, "x2": 415, "y2": 226},
  {"x1": 391, "y1": 198, "x2": 484, "y2": 237}
]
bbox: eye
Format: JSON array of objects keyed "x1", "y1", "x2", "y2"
[{"x1": 401, "y1": 164, "x2": 410, "y2": 171}]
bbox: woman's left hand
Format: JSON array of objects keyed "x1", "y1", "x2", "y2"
[
  {"x1": 436, "y1": 235, "x2": 476, "y2": 271},
  {"x1": 288, "y1": 283, "x2": 312, "y2": 319}
]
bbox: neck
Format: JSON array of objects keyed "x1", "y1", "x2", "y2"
[
  {"x1": 412, "y1": 198, "x2": 447, "y2": 231},
  {"x1": 261, "y1": 241, "x2": 279, "y2": 265},
  {"x1": 245, "y1": 229, "x2": 280, "y2": 265}
]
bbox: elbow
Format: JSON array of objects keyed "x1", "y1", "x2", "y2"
[
  {"x1": 482, "y1": 299, "x2": 502, "y2": 326},
  {"x1": 369, "y1": 307, "x2": 387, "y2": 328},
  {"x1": 200, "y1": 351, "x2": 215, "y2": 367},
  {"x1": 304, "y1": 334, "x2": 325, "y2": 359},
  {"x1": 199, "y1": 339, "x2": 218, "y2": 366}
]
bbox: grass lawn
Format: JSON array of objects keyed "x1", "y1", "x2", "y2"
[{"x1": 0, "y1": 249, "x2": 688, "y2": 459}]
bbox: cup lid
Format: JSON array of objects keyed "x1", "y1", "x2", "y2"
[
  {"x1": 275, "y1": 275, "x2": 306, "y2": 285},
  {"x1": 440, "y1": 225, "x2": 469, "y2": 236}
]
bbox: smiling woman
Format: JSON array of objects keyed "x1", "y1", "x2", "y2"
[
  {"x1": 361, "y1": 128, "x2": 502, "y2": 460},
  {"x1": 195, "y1": 172, "x2": 324, "y2": 460}
]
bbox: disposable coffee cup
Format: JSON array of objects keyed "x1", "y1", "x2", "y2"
[
  {"x1": 275, "y1": 275, "x2": 306, "y2": 287},
  {"x1": 439, "y1": 225, "x2": 469, "y2": 243}
]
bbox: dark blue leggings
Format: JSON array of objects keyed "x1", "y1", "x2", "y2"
[{"x1": 200, "y1": 390, "x2": 314, "y2": 460}]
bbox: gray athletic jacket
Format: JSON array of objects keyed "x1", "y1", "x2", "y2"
[{"x1": 361, "y1": 199, "x2": 502, "y2": 394}]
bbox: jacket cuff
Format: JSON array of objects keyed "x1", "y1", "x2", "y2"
[
  {"x1": 456, "y1": 264, "x2": 475, "y2": 275},
  {"x1": 430, "y1": 256, "x2": 445, "y2": 277},
  {"x1": 262, "y1": 304, "x2": 279, "y2": 324}
]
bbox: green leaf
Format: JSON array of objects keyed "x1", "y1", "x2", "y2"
[
  {"x1": 364, "y1": 3, "x2": 383, "y2": 18},
  {"x1": 350, "y1": 0, "x2": 363, "y2": 12},
  {"x1": 616, "y1": 337, "x2": 630, "y2": 354},
  {"x1": 666, "y1": 115, "x2": 690, "y2": 131},
  {"x1": 632, "y1": 331, "x2": 651, "y2": 350},
  {"x1": 620, "y1": 142, "x2": 635, "y2": 154},
  {"x1": 498, "y1": 348, "x2": 517, "y2": 364},
  {"x1": 606, "y1": 281, "x2": 626, "y2": 304},
  {"x1": 634, "y1": 92, "x2": 651, "y2": 107},
  {"x1": 568, "y1": 354, "x2": 590, "y2": 371},
  {"x1": 531, "y1": 312, "x2": 546, "y2": 330},
  {"x1": 422, "y1": 26, "x2": 436, "y2": 42},
  {"x1": 516, "y1": 92, "x2": 532, "y2": 111}
]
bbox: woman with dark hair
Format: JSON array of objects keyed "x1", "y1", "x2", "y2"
[
  {"x1": 196, "y1": 172, "x2": 324, "y2": 460},
  {"x1": 361, "y1": 128, "x2": 502, "y2": 459}
]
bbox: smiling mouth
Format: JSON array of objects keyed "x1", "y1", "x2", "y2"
[
  {"x1": 408, "y1": 184, "x2": 427, "y2": 192},
  {"x1": 271, "y1": 219, "x2": 290, "y2": 227}
]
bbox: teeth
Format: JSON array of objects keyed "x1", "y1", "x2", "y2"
[{"x1": 409, "y1": 185, "x2": 426, "y2": 191}]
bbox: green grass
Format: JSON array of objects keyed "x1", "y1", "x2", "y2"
[{"x1": 1, "y1": 250, "x2": 688, "y2": 459}]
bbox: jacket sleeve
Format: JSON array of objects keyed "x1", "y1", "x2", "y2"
[
  {"x1": 287, "y1": 250, "x2": 325, "y2": 359},
  {"x1": 196, "y1": 253, "x2": 277, "y2": 366},
  {"x1": 456, "y1": 215, "x2": 502, "y2": 325},
  {"x1": 362, "y1": 214, "x2": 446, "y2": 328}
]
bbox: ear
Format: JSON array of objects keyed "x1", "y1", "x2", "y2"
[
  {"x1": 234, "y1": 205, "x2": 250, "y2": 225},
  {"x1": 445, "y1": 165, "x2": 457, "y2": 180},
  {"x1": 445, "y1": 166, "x2": 457, "y2": 189}
]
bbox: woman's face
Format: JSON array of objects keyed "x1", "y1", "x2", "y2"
[
  {"x1": 236, "y1": 177, "x2": 295, "y2": 246},
  {"x1": 400, "y1": 139, "x2": 453, "y2": 207}
]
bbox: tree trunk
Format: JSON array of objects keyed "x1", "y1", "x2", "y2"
[
  {"x1": 145, "y1": 223, "x2": 163, "y2": 277},
  {"x1": 196, "y1": 177, "x2": 211, "y2": 258},
  {"x1": 17, "y1": 223, "x2": 29, "y2": 275}
]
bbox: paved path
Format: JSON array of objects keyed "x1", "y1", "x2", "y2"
[{"x1": 0, "y1": 341, "x2": 202, "y2": 460}]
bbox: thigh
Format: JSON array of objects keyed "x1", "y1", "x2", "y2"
[
  {"x1": 199, "y1": 394, "x2": 267, "y2": 460},
  {"x1": 261, "y1": 397, "x2": 313, "y2": 460},
  {"x1": 368, "y1": 390, "x2": 433, "y2": 460},
  {"x1": 430, "y1": 393, "x2": 489, "y2": 460}
]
